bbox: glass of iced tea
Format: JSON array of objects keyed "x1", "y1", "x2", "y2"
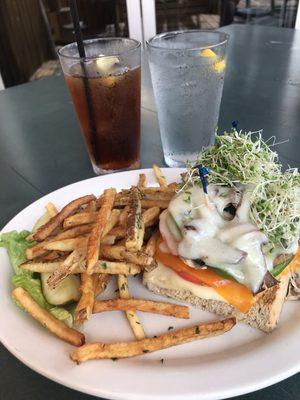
[{"x1": 58, "y1": 38, "x2": 141, "y2": 174}]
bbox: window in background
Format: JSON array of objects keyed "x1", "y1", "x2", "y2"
[
  {"x1": 0, "y1": 0, "x2": 134, "y2": 88},
  {"x1": 44, "y1": 0, "x2": 129, "y2": 45},
  {"x1": 153, "y1": 0, "x2": 298, "y2": 32}
]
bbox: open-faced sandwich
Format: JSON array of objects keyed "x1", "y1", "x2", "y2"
[{"x1": 144, "y1": 130, "x2": 300, "y2": 332}]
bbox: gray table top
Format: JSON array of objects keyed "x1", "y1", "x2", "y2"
[{"x1": 0, "y1": 24, "x2": 299, "y2": 400}]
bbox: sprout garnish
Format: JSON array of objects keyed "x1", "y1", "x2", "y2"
[{"x1": 179, "y1": 130, "x2": 300, "y2": 251}]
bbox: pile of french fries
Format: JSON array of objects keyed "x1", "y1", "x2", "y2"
[{"x1": 12, "y1": 165, "x2": 236, "y2": 363}]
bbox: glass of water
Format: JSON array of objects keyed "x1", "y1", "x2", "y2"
[{"x1": 147, "y1": 30, "x2": 229, "y2": 167}]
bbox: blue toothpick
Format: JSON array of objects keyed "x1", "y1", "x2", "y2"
[
  {"x1": 196, "y1": 164, "x2": 212, "y2": 208},
  {"x1": 232, "y1": 120, "x2": 239, "y2": 129},
  {"x1": 196, "y1": 164, "x2": 210, "y2": 194}
]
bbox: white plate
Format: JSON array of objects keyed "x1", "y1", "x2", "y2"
[{"x1": 0, "y1": 168, "x2": 299, "y2": 400}]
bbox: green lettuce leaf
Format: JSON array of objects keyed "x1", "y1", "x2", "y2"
[
  {"x1": 1, "y1": 230, "x2": 74, "y2": 326},
  {"x1": 0, "y1": 230, "x2": 35, "y2": 274}
]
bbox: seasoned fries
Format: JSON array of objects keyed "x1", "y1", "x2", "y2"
[
  {"x1": 74, "y1": 273, "x2": 95, "y2": 325},
  {"x1": 95, "y1": 261, "x2": 142, "y2": 275},
  {"x1": 142, "y1": 207, "x2": 160, "y2": 227},
  {"x1": 102, "y1": 209, "x2": 120, "y2": 237},
  {"x1": 93, "y1": 298, "x2": 189, "y2": 318},
  {"x1": 33, "y1": 194, "x2": 95, "y2": 241},
  {"x1": 21, "y1": 258, "x2": 68, "y2": 273},
  {"x1": 12, "y1": 287, "x2": 85, "y2": 346},
  {"x1": 87, "y1": 188, "x2": 116, "y2": 273},
  {"x1": 118, "y1": 274, "x2": 145, "y2": 340},
  {"x1": 46, "y1": 249, "x2": 86, "y2": 288},
  {"x1": 100, "y1": 245, "x2": 153, "y2": 266},
  {"x1": 152, "y1": 164, "x2": 167, "y2": 187},
  {"x1": 63, "y1": 212, "x2": 97, "y2": 228},
  {"x1": 42, "y1": 236, "x2": 88, "y2": 252},
  {"x1": 125, "y1": 187, "x2": 144, "y2": 252},
  {"x1": 138, "y1": 173, "x2": 146, "y2": 188},
  {"x1": 70, "y1": 318, "x2": 236, "y2": 362},
  {"x1": 145, "y1": 232, "x2": 159, "y2": 257},
  {"x1": 94, "y1": 274, "x2": 110, "y2": 297},
  {"x1": 119, "y1": 206, "x2": 129, "y2": 228},
  {"x1": 46, "y1": 202, "x2": 59, "y2": 217}
]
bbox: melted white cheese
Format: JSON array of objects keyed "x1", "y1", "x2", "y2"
[
  {"x1": 144, "y1": 262, "x2": 227, "y2": 302},
  {"x1": 167, "y1": 185, "x2": 269, "y2": 293}
]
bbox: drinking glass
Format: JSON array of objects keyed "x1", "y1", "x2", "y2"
[
  {"x1": 147, "y1": 30, "x2": 229, "y2": 167},
  {"x1": 58, "y1": 38, "x2": 141, "y2": 174}
]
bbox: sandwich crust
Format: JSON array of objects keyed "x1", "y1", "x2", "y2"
[{"x1": 144, "y1": 272, "x2": 290, "y2": 333}]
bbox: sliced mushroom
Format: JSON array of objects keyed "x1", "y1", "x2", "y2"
[
  {"x1": 257, "y1": 271, "x2": 279, "y2": 293},
  {"x1": 207, "y1": 185, "x2": 241, "y2": 221},
  {"x1": 287, "y1": 271, "x2": 300, "y2": 300}
]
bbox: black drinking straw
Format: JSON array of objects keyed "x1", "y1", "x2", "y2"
[
  {"x1": 70, "y1": 0, "x2": 85, "y2": 58},
  {"x1": 70, "y1": 0, "x2": 97, "y2": 157}
]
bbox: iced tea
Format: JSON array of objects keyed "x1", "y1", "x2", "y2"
[{"x1": 58, "y1": 38, "x2": 141, "y2": 174}]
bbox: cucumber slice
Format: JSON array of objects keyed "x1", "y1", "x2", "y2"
[
  {"x1": 166, "y1": 212, "x2": 182, "y2": 241},
  {"x1": 41, "y1": 273, "x2": 81, "y2": 306},
  {"x1": 271, "y1": 256, "x2": 294, "y2": 277},
  {"x1": 210, "y1": 267, "x2": 238, "y2": 282}
]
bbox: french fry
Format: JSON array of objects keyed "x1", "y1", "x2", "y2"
[
  {"x1": 54, "y1": 224, "x2": 94, "y2": 240},
  {"x1": 125, "y1": 187, "x2": 144, "y2": 252},
  {"x1": 118, "y1": 274, "x2": 145, "y2": 340},
  {"x1": 152, "y1": 164, "x2": 167, "y2": 187},
  {"x1": 40, "y1": 251, "x2": 62, "y2": 261},
  {"x1": 94, "y1": 274, "x2": 110, "y2": 297},
  {"x1": 84, "y1": 200, "x2": 97, "y2": 213},
  {"x1": 138, "y1": 173, "x2": 146, "y2": 188},
  {"x1": 12, "y1": 287, "x2": 85, "y2": 346},
  {"x1": 63, "y1": 212, "x2": 97, "y2": 228},
  {"x1": 45, "y1": 202, "x2": 58, "y2": 217},
  {"x1": 87, "y1": 188, "x2": 116, "y2": 274},
  {"x1": 70, "y1": 318, "x2": 236, "y2": 362},
  {"x1": 102, "y1": 209, "x2": 121, "y2": 237},
  {"x1": 118, "y1": 190, "x2": 173, "y2": 201},
  {"x1": 122, "y1": 251, "x2": 153, "y2": 267},
  {"x1": 95, "y1": 261, "x2": 142, "y2": 275},
  {"x1": 100, "y1": 245, "x2": 153, "y2": 267},
  {"x1": 26, "y1": 242, "x2": 50, "y2": 260},
  {"x1": 74, "y1": 273, "x2": 95, "y2": 325},
  {"x1": 106, "y1": 227, "x2": 125, "y2": 240},
  {"x1": 142, "y1": 207, "x2": 160, "y2": 227},
  {"x1": 33, "y1": 195, "x2": 95, "y2": 241},
  {"x1": 27, "y1": 202, "x2": 59, "y2": 241},
  {"x1": 21, "y1": 258, "x2": 67, "y2": 273},
  {"x1": 145, "y1": 231, "x2": 159, "y2": 257},
  {"x1": 168, "y1": 182, "x2": 178, "y2": 190},
  {"x1": 93, "y1": 298, "x2": 189, "y2": 318},
  {"x1": 115, "y1": 198, "x2": 170, "y2": 209},
  {"x1": 119, "y1": 206, "x2": 130, "y2": 228},
  {"x1": 42, "y1": 236, "x2": 88, "y2": 252},
  {"x1": 141, "y1": 199, "x2": 170, "y2": 209},
  {"x1": 47, "y1": 249, "x2": 86, "y2": 289}
]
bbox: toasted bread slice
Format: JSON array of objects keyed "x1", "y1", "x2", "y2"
[{"x1": 144, "y1": 272, "x2": 290, "y2": 333}]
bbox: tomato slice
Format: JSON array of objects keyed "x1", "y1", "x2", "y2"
[{"x1": 155, "y1": 238, "x2": 253, "y2": 313}]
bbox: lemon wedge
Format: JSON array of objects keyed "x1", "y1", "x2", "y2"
[
  {"x1": 200, "y1": 49, "x2": 226, "y2": 73},
  {"x1": 96, "y1": 56, "x2": 119, "y2": 73},
  {"x1": 213, "y1": 59, "x2": 226, "y2": 73},
  {"x1": 200, "y1": 48, "x2": 218, "y2": 59}
]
